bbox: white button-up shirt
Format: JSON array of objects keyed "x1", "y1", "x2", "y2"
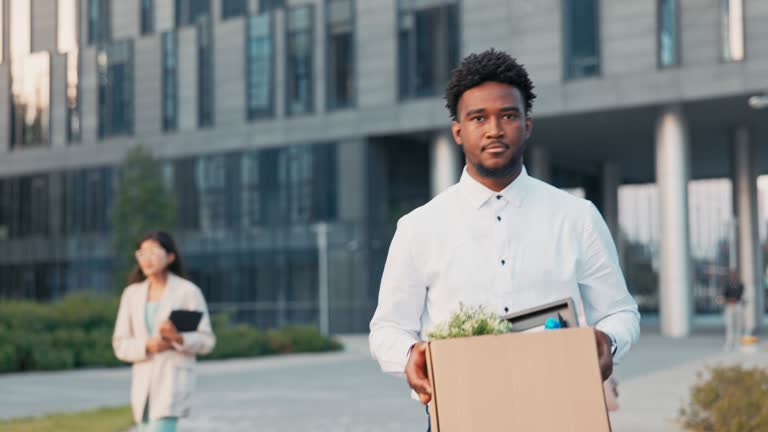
[{"x1": 369, "y1": 166, "x2": 640, "y2": 377}]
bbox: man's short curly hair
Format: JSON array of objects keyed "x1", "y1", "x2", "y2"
[{"x1": 445, "y1": 49, "x2": 536, "y2": 121}]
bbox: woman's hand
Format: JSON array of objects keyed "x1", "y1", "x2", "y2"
[
  {"x1": 146, "y1": 337, "x2": 172, "y2": 353},
  {"x1": 159, "y1": 320, "x2": 184, "y2": 345}
]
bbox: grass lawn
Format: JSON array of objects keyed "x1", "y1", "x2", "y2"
[{"x1": 0, "y1": 405, "x2": 133, "y2": 432}]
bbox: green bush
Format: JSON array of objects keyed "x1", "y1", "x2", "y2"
[
  {"x1": 679, "y1": 365, "x2": 768, "y2": 432},
  {"x1": 0, "y1": 294, "x2": 343, "y2": 373}
]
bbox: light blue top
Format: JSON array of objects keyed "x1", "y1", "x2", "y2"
[{"x1": 146, "y1": 301, "x2": 160, "y2": 335}]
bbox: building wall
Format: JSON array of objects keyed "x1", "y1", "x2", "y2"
[{"x1": 0, "y1": 0, "x2": 766, "y2": 175}]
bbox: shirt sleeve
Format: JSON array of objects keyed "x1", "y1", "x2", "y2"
[
  {"x1": 577, "y1": 202, "x2": 641, "y2": 363},
  {"x1": 369, "y1": 215, "x2": 428, "y2": 377},
  {"x1": 112, "y1": 288, "x2": 149, "y2": 363}
]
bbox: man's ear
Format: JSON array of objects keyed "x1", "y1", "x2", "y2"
[
  {"x1": 524, "y1": 116, "x2": 534, "y2": 140},
  {"x1": 451, "y1": 120, "x2": 463, "y2": 145}
]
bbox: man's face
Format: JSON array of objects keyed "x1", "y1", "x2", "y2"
[{"x1": 451, "y1": 81, "x2": 533, "y2": 179}]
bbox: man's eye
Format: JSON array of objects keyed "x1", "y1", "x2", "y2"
[
  {"x1": 472, "y1": 116, "x2": 485, "y2": 122},
  {"x1": 504, "y1": 113, "x2": 519, "y2": 120}
]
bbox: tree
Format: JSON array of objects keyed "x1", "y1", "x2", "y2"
[{"x1": 110, "y1": 145, "x2": 176, "y2": 291}]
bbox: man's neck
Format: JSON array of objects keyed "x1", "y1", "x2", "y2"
[{"x1": 467, "y1": 163, "x2": 523, "y2": 192}]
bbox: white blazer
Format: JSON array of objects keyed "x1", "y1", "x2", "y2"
[{"x1": 112, "y1": 272, "x2": 216, "y2": 424}]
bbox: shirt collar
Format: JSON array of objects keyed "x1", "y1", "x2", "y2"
[{"x1": 458, "y1": 165, "x2": 531, "y2": 209}]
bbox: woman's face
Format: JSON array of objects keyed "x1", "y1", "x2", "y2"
[{"x1": 135, "y1": 239, "x2": 175, "y2": 278}]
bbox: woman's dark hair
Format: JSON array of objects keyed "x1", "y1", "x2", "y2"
[{"x1": 128, "y1": 230, "x2": 186, "y2": 284}]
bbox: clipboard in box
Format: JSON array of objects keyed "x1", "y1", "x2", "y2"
[{"x1": 500, "y1": 298, "x2": 579, "y2": 332}]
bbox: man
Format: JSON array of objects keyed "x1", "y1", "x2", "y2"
[
  {"x1": 719, "y1": 271, "x2": 744, "y2": 350},
  {"x1": 369, "y1": 49, "x2": 640, "y2": 428}
]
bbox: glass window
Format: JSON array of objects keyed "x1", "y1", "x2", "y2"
[
  {"x1": 10, "y1": 0, "x2": 50, "y2": 149},
  {"x1": 173, "y1": 158, "x2": 200, "y2": 230},
  {"x1": 222, "y1": 0, "x2": 247, "y2": 19},
  {"x1": 58, "y1": 0, "x2": 81, "y2": 143},
  {"x1": 241, "y1": 153, "x2": 262, "y2": 227},
  {"x1": 286, "y1": 5, "x2": 314, "y2": 116},
  {"x1": 721, "y1": 0, "x2": 744, "y2": 62},
  {"x1": 246, "y1": 12, "x2": 273, "y2": 119},
  {"x1": 88, "y1": 0, "x2": 110, "y2": 44},
  {"x1": 162, "y1": 31, "x2": 178, "y2": 131},
  {"x1": 197, "y1": 16, "x2": 214, "y2": 127},
  {"x1": 141, "y1": 0, "x2": 154, "y2": 34},
  {"x1": 658, "y1": 0, "x2": 679, "y2": 67},
  {"x1": 97, "y1": 40, "x2": 134, "y2": 138},
  {"x1": 326, "y1": 0, "x2": 354, "y2": 110},
  {"x1": 175, "y1": 0, "x2": 210, "y2": 27},
  {"x1": 259, "y1": 0, "x2": 283, "y2": 14},
  {"x1": 398, "y1": 0, "x2": 459, "y2": 99},
  {"x1": 276, "y1": 144, "x2": 336, "y2": 224},
  {"x1": 196, "y1": 155, "x2": 228, "y2": 231},
  {"x1": 562, "y1": 0, "x2": 600, "y2": 79}
]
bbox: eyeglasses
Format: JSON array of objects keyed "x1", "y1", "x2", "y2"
[{"x1": 135, "y1": 248, "x2": 167, "y2": 261}]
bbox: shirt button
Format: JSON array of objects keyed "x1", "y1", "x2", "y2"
[
  {"x1": 497, "y1": 216, "x2": 501, "y2": 221},
  {"x1": 504, "y1": 307, "x2": 509, "y2": 313},
  {"x1": 501, "y1": 259, "x2": 506, "y2": 265},
  {"x1": 496, "y1": 195, "x2": 502, "y2": 200}
]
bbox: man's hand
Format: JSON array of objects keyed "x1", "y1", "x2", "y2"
[
  {"x1": 405, "y1": 341, "x2": 433, "y2": 405},
  {"x1": 594, "y1": 329, "x2": 614, "y2": 382},
  {"x1": 159, "y1": 320, "x2": 184, "y2": 345},
  {"x1": 146, "y1": 337, "x2": 171, "y2": 354}
]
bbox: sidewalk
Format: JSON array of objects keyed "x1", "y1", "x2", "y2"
[{"x1": 1, "y1": 327, "x2": 766, "y2": 431}]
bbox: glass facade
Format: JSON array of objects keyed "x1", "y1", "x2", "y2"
[
  {"x1": 286, "y1": 5, "x2": 314, "y2": 116},
  {"x1": 259, "y1": 0, "x2": 284, "y2": 14},
  {"x1": 97, "y1": 40, "x2": 134, "y2": 138},
  {"x1": 326, "y1": 0, "x2": 354, "y2": 110},
  {"x1": 176, "y1": 0, "x2": 210, "y2": 27},
  {"x1": 197, "y1": 15, "x2": 214, "y2": 127},
  {"x1": 246, "y1": 12, "x2": 273, "y2": 119},
  {"x1": 222, "y1": 0, "x2": 247, "y2": 19},
  {"x1": 658, "y1": 0, "x2": 679, "y2": 67},
  {"x1": 58, "y1": 0, "x2": 81, "y2": 143},
  {"x1": 10, "y1": 0, "x2": 50, "y2": 149},
  {"x1": 141, "y1": 0, "x2": 154, "y2": 35},
  {"x1": 162, "y1": 31, "x2": 178, "y2": 131},
  {"x1": 562, "y1": 0, "x2": 600, "y2": 79},
  {"x1": 0, "y1": 144, "x2": 351, "y2": 329},
  {"x1": 398, "y1": 0, "x2": 459, "y2": 99},
  {"x1": 88, "y1": 0, "x2": 111, "y2": 44}
]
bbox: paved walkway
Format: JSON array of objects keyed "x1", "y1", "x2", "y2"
[{"x1": 1, "y1": 324, "x2": 767, "y2": 431}]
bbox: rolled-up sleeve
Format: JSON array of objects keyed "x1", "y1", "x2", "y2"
[
  {"x1": 578, "y1": 203, "x2": 641, "y2": 363},
  {"x1": 369, "y1": 215, "x2": 428, "y2": 377}
]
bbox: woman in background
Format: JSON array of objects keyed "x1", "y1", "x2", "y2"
[{"x1": 113, "y1": 230, "x2": 215, "y2": 432}]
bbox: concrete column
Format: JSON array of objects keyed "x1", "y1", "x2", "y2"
[
  {"x1": 731, "y1": 126, "x2": 764, "y2": 335},
  {"x1": 334, "y1": 138, "x2": 370, "y2": 332},
  {"x1": 0, "y1": 64, "x2": 8, "y2": 153},
  {"x1": 177, "y1": 27, "x2": 198, "y2": 131},
  {"x1": 313, "y1": 1, "x2": 325, "y2": 114},
  {"x1": 50, "y1": 53, "x2": 68, "y2": 148},
  {"x1": 601, "y1": 162, "x2": 621, "y2": 241},
  {"x1": 430, "y1": 133, "x2": 461, "y2": 197},
  {"x1": 155, "y1": 0, "x2": 175, "y2": 33},
  {"x1": 529, "y1": 145, "x2": 552, "y2": 184},
  {"x1": 273, "y1": 8, "x2": 286, "y2": 118},
  {"x1": 655, "y1": 105, "x2": 693, "y2": 338}
]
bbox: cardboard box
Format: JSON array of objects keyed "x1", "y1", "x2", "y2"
[{"x1": 426, "y1": 328, "x2": 611, "y2": 431}]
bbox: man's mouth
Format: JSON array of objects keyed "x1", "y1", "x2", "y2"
[{"x1": 483, "y1": 142, "x2": 508, "y2": 153}]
